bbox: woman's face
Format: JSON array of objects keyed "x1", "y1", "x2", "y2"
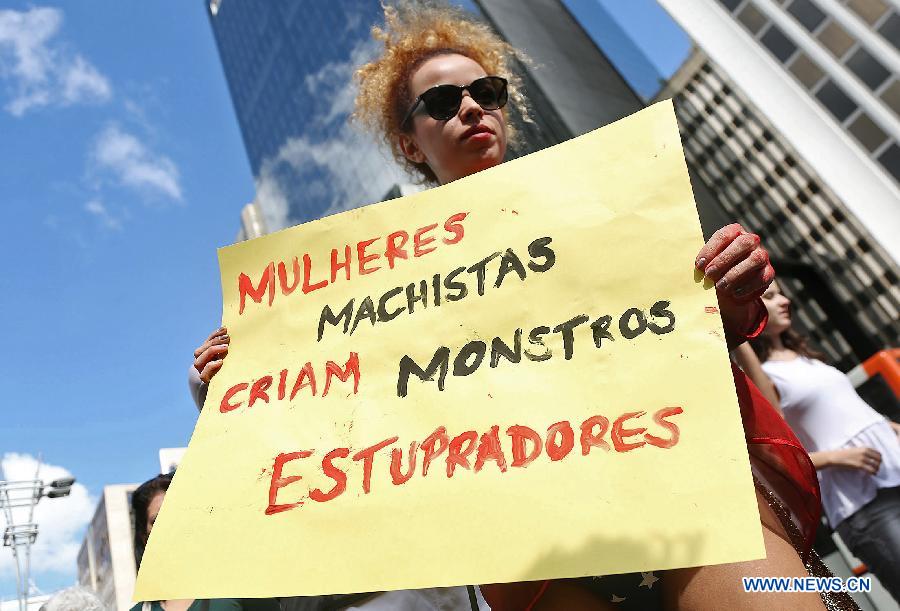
[
  {"x1": 145, "y1": 491, "x2": 165, "y2": 541},
  {"x1": 761, "y1": 281, "x2": 792, "y2": 336},
  {"x1": 400, "y1": 53, "x2": 508, "y2": 184}
]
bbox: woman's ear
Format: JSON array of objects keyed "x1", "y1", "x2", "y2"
[{"x1": 399, "y1": 132, "x2": 426, "y2": 164}]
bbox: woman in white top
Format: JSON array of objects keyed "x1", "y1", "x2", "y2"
[{"x1": 750, "y1": 281, "x2": 900, "y2": 602}]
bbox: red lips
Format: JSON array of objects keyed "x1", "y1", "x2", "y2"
[{"x1": 461, "y1": 123, "x2": 495, "y2": 140}]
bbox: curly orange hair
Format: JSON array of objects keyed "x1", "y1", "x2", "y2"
[{"x1": 354, "y1": 1, "x2": 531, "y2": 184}]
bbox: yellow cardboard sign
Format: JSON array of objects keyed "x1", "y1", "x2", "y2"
[{"x1": 135, "y1": 101, "x2": 763, "y2": 600}]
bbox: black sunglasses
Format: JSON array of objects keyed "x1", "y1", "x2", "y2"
[{"x1": 401, "y1": 76, "x2": 508, "y2": 128}]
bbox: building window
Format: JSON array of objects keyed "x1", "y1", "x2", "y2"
[
  {"x1": 845, "y1": 0, "x2": 889, "y2": 25},
  {"x1": 789, "y1": 53, "x2": 825, "y2": 88},
  {"x1": 877, "y1": 143, "x2": 900, "y2": 182},
  {"x1": 788, "y1": 0, "x2": 827, "y2": 31},
  {"x1": 738, "y1": 3, "x2": 768, "y2": 33},
  {"x1": 848, "y1": 113, "x2": 889, "y2": 151},
  {"x1": 717, "y1": 0, "x2": 743, "y2": 11},
  {"x1": 817, "y1": 21, "x2": 855, "y2": 58},
  {"x1": 761, "y1": 25, "x2": 798, "y2": 62},
  {"x1": 880, "y1": 79, "x2": 900, "y2": 115},
  {"x1": 878, "y1": 12, "x2": 900, "y2": 52},
  {"x1": 816, "y1": 79, "x2": 857, "y2": 121},
  {"x1": 845, "y1": 47, "x2": 891, "y2": 90}
]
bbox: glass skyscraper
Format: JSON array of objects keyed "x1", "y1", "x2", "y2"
[{"x1": 206, "y1": 0, "x2": 413, "y2": 230}]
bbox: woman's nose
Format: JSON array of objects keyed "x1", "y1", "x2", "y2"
[{"x1": 458, "y1": 93, "x2": 483, "y2": 123}]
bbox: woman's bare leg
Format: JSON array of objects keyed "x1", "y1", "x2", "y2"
[{"x1": 662, "y1": 488, "x2": 825, "y2": 610}]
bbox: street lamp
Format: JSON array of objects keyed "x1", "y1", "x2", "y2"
[{"x1": 0, "y1": 468, "x2": 75, "y2": 611}]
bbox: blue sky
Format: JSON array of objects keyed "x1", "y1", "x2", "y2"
[{"x1": 0, "y1": 0, "x2": 689, "y2": 600}]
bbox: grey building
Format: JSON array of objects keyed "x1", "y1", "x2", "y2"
[
  {"x1": 656, "y1": 0, "x2": 900, "y2": 371},
  {"x1": 77, "y1": 484, "x2": 139, "y2": 611}
]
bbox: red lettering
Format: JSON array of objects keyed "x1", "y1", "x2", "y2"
[
  {"x1": 645, "y1": 407, "x2": 684, "y2": 449},
  {"x1": 357, "y1": 238, "x2": 381, "y2": 275},
  {"x1": 421, "y1": 426, "x2": 449, "y2": 476},
  {"x1": 473, "y1": 425, "x2": 508, "y2": 473},
  {"x1": 446, "y1": 431, "x2": 478, "y2": 477},
  {"x1": 545, "y1": 421, "x2": 575, "y2": 461},
  {"x1": 385, "y1": 231, "x2": 409, "y2": 269},
  {"x1": 289, "y1": 362, "x2": 317, "y2": 399},
  {"x1": 331, "y1": 245, "x2": 352, "y2": 283},
  {"x1": 507, "y1": 425, "x2": 543, "y2": 468},
  {"x1": 413, "y1": 223, "x2": 438, "y2": 257},
  {"x1": 277, "y1": 258, "x2": 301, "y2": 296},
  {"x1": 323, "y1": 352, "x2": 360, "y2": 396},
  {"x1": 238, "y1": 263, "x2": 274, "y2": 315},
  {"x1": 612, "y1": 411, "x2": 647, "y2": 452},
  {"x1": 277, "y1": 369, "x2": 288, "y2": 400},
  {"x1": 309, "y1": 448, "x2": 349, "y2": 503},
  {"x1": 302, "y1": 253, "x2": 328, "y2": 294},
  {"x1": 352, "y1": 437, "x2": 398, "y2": 494},
  {"x1": 580, "y1": 415, "x2": 611, "y2": 455},
  {"x1": 265, "y1": 451, "x2": 312, "y2": 515},
  {"x1": 442, "y1": 212, "x2": 467, "y2": 245},
  {"x1": 220, "y1": 382, "x2": 248, "y2": 413},
  {"x1": 390, "y1": 441, "x2": 418, "y2": 485},
  {"x1": 248, "y1": 376, "x2": 273, "y2": 408}
]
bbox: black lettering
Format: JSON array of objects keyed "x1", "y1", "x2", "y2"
[
  {"x1": 490, "y1": 329, "x2": 522, "y2": 367},
  {"x1": 619, "y1": 308, "x2": 647, "y2": 340},
  {"x1": 443, "y1": 266, "x2": 468, "y2": 302},
  {"x1": 590, "y1": 315, "x2": 614, "y2": 347},
  {"x1": 467, "y1": 252, "x2": 501, "y2": 296},
  {"x1": 527, "y1": 237, "x2": 556, "y2": 272},
  {"x1": 349, "y1": 296, "x2": 377, "y2": 335},
  {"x1": 397, "y1": 347, "x2": 451, "y2": 397},
  {"x1": 377, "y1": 286, "x2": 406, "y2": 322},
  {"x1": 317, "y1": 299, "x2": 354, "y2": 342},
  {"x1": 524, "y1": 325, "x2": 552, "y2": 361},
  {"x1": 648, "y1": 300, "x2": 676, "y2": 334},
  {"x1": 552, "y1": 314, "x2": 589, "y2": 360},
  {"x1": 432, "y1": 273, "x2": 442, "y2": 307},
  {"x1": 405, "y1": 279, "x2": 428, "y2": 314},
  {"x1": 453, "y1": 341, "x2": 487, "y2": 376},
  {"x1": 494, "y1": 248, "x2": 527, "y2": 288}
]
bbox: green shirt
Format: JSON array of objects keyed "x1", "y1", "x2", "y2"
[{"x1": 129, "y1": 600, "x2": 246, "y2": 611}]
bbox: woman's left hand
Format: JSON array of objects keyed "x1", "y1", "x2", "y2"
[{"x1": 695, "y1": 223, "x2": 775, "y2": 344}]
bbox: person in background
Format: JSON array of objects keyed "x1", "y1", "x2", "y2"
[
  {"x1": 749, "y1": 281, "x2": 900, "y2": 602},
  {"x1": 130, "y1": 474, "x2": 281, "y2": 611},
  {"x1": 190, "y1": 1, "x2": 838, "y2": 609},
  {"x1": 41, "y1": 586, "x2": 107, "y2": 611}
]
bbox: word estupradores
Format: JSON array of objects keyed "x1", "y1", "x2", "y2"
[{"x1": 265, "y1": 407, "x2": 685, "y2": 515}]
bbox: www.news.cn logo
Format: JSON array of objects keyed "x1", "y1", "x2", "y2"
[{"x1": 742, "y1": 576, "x2": 872, "y2": 593}]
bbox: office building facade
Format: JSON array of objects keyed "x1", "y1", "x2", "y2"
[
  {"x1": 660, "y1": 49, "x2": 899, "y2": 370},
  {"x1": 77, "y1": 484, "x2": 139, "y2": 611},
  {"x1": 657, "y1": 0, "x2": 899, "y2": 257}
]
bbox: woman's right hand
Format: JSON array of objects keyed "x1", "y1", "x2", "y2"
[
  {"x1": 194, "y1": 326, "x2": 230, "y2": 383},
  {"x1": 832, "y1": 447, "x2": 881, "y2": 475}
]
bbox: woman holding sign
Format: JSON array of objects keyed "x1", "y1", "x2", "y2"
[{"x1": 191, "y1": 2, "x2": 840, "y2": 610}]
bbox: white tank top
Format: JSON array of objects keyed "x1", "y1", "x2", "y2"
[{"x1": 761, "y1": 356, "x2": 884, "y2": 452}]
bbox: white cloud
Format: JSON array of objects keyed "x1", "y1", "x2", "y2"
[
  {"x1": 0, "y1": 454, "x2": 95, "y2": 581},
  {"x1": 0, "y1": 7, "x2": 111, "y2": 116},
  {"x1": 84, "y1": 199, "x2": 121, "y2": 230},
  {"x1": 257, "y1": 38, "x2": 416, "y2": 230},
  {"x1": 92, "y1": 124, "x2": 182, "y2": 202}
]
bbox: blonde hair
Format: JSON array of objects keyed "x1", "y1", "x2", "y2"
[{"x1": 354, "y1": 1, "x2": 531, "y2": 183}]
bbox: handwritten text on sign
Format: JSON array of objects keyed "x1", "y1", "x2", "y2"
[{"x1": 134, "y1": 101, "x2": 764, "y2": 601}]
